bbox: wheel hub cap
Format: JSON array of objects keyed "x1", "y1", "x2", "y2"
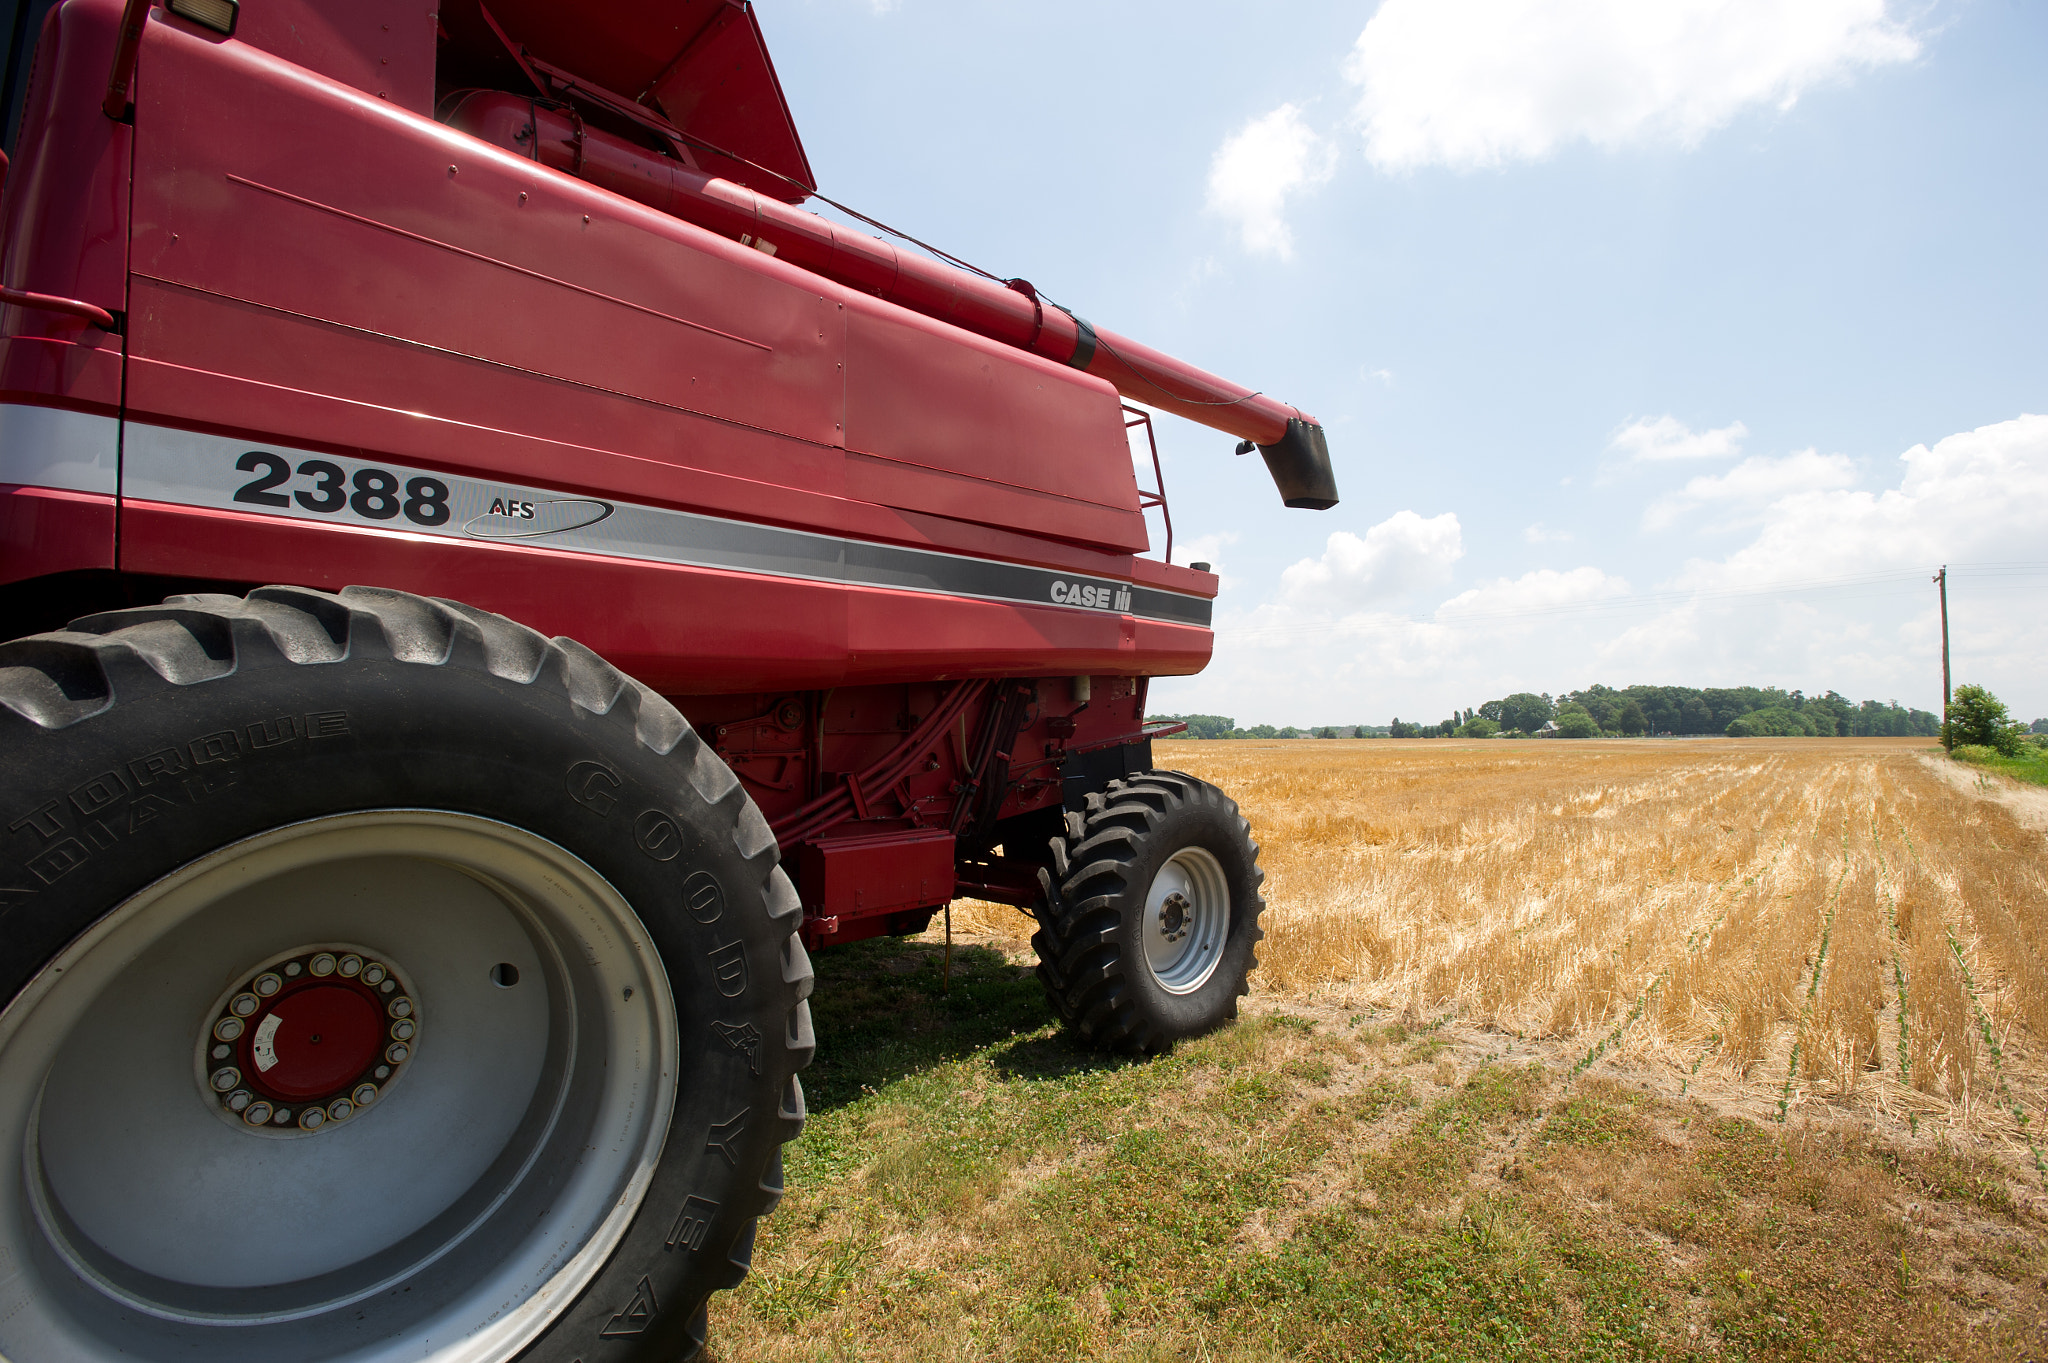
[
  {"x1": 202, "y1": 948, "x2": 417, "y2": 1133},
  {"x1": 1141, "y1": 846, "x2": 1231, "y2": 995},
  {"x1": 1158, "y1": 891, "x2": 1192, "y2": 941}
]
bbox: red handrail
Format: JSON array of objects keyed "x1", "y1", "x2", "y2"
[
  {"x1": 0, "y1": 287, "x2": 116, "y2": 330},
  {"x1": 102, "y1": 0, "x2": 151, "y2": 119}
]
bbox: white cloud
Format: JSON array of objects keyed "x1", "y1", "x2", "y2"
[
  {"x1": 1344, "y1": 0, "x2": 1920, "y2": 172},
  {"x1": 1676, "y1": 414, "x2": 2048, "y2": 592},
  {"x1": 1153, "y1": 414, "x2": 2048, "y2": 726},
  {"x1": 1204, "y1": 104, "x2": 1337, "y2": 259},
  {"x1": 1523, "y1": 522, "x2": 1573, "y2": 544},
  {"x1": 1437, "y1": 566, "x2": 1631, "y2": 620},
  {"x1": 1174, "y1": 531, "x2": 1241, "y2": 583},
  {"x1": 1610, "y1": 415, "x2": 1749, "y2": 462},
  {"x1": 1644, "y1": 448, "x2": 1859, "y2": 529},
  {"x1": 1278, "y1": 511, "x2": 1462, "y2": 608}
]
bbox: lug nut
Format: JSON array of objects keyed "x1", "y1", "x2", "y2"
[
  {"x1": 226, "y1": 1089, "x2": 253, "y2": 1112},
  {"x1": 388, "y1": 996, "x2": 413, "y2": 1019},
  {"x1": 327, "y1": 1099, "x2": 354, "y2": 1121},
  {"x1": 284, "y1": 961, "x2": 302, "y2": 977},
  {"x1": 386, "y1": 1043, "x2": 410, "y2": 1065},
  {"x1": 210, "y1": 1066, "x2": 241, "y2": 1092},
  {"x1": 298, "y1": 1108, "x2": 325, "y2": 1131},
  {"x1": 214, "y1": 1016, "x2": 244, "y2": 1041},
  {"x1": 339, "y1": 954, "x2": 364, "y2": 977},
  {"x1": 273, "y1": 1108, "x2": 292, "y2": 1125},
  {"x1": 390, "y1": 1020, "x2": 415, "y2": 1041},
  {"x1": 380, "y1": 979, "x2": 396, "y2": 993},
  {"x1": 230, "y1": 992, "x2": 260, "y2": 1017},
  {"x1": 254, "y1": 972, "x2": 282, "y2": 997},
  {"x1": 362, "y1": 963, "x2": 387, "y2": 986},
  {"x1": 352, "y1": 1083, "x2": 379, "y2": 1106},
  {"x1": 310, "y1": 952, "x2": 337, "y2": 976},
  {"x1": 211, "y1": 1043, "x2": 230, "y2": 1060},
  {"x1": 374, "y1": 1065, "x2": 392, "y2": 1080},
  {"x1": 243, "y1": 1101, "x2": 273, "y2": 1126}
]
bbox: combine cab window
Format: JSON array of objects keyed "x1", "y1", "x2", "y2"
[{"x1": 0, "y1": 0, "x2": 59, "y2": 155}]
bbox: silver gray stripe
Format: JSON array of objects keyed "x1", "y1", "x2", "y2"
[
  {"x1": 116, "y1": 420, "x2": 1213, "y2": 627},
  {"x1": 0, "y1": 404, "x2": 118, "y2": 495}
]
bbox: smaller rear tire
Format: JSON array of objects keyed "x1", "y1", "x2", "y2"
[{"x1": 1031, "y1": 772, "x2": 1265, "y2": 1054}]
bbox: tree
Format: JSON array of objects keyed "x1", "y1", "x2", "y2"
[
  {"x1": 1389, "y1": 719, "x2": 1421, "y2": 739},
  {"x1": 1726, "y1": 706, "x2": 1816, "y2": 737},
  {"x1": 1156, "y1": 714, "x2": 1234, "y2": 740},
  {"x1": 1616, "y1": 698, "x2": 1647, "y2": 736},
  {"x1": 1948, "y1": 683, "x2": 2027, "y2": 756},
  {"x1": 1554, "y1": 711, "x2": 1599, "y2": 739},
  {"x1": 1458, "y1": 716, "x2": 1498, "y2": 738},
  {"x1": 1488, "y1": 692, "x2": 1553, "y2": 735}
]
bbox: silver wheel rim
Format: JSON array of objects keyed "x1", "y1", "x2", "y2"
[
  {"x1": 1141, "y1": 845, "x2": 1231, "y2": 995},
  {"x1": 0, "y1": 811, "x2": 677, "y2": 1363}
]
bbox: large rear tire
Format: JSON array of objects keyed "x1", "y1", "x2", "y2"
[
  {"x1": 1032, "y1": 771, "x2": 1265, "y2": 1054},
  {"x1": 0, "y1": 585, "x2": 812, "y2": 1363}
]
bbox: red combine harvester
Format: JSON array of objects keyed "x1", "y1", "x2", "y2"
[{"x1": 0, "y1": 0, "x2": 1337, "y2": 1357}]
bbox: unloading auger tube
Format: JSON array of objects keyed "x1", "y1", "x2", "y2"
[{"x1": 446, "y1": 92, "x2": 1340, "y2": 512}]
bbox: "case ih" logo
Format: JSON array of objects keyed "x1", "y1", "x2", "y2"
[{"x1": 1050, "y1": 580, "x2": 1132, "y2": 612}]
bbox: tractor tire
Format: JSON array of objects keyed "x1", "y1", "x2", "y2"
[
  {"x1": 0, "y1": 585, "x2": 812, "y2": 1363},
  {"x1": 1032, "y1": 771, "x2": 1265, "y2": 1054}
]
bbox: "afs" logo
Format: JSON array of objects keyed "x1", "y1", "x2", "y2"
[{"x1": 1050, "y1": 579, "x2": 1132, "y2": 612}]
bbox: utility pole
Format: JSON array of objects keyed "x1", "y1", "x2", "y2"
[{"x1": 1934, "y1": 566, "x2": 1951, "y2": 750}]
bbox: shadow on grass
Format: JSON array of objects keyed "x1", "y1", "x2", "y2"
[{"x1": 802, "y1": 936, "x2": 1129, "y2": 1113}]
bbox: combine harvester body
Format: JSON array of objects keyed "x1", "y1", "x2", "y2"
[{"x1": 0, "y1": 1, "x2": 1336, "y2": 1358}]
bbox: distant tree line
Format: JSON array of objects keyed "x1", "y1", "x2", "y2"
[
  {"x1": 1157, "y1": 683, "x2": 1955, "y2": 741},
  {"x1": 1160, "y1": 715, "x2": 1391, "y2": 740}
]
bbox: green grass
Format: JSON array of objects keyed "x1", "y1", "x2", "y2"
[
  {"x1": 1950, "y1": 742, "x2": 2048, "y2": 787},
  {"x1": 710, "y1": 937, "x2": 2048, "y2": 1362}
]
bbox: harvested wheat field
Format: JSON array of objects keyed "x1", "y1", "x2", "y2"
[
  {"x1": 1163, "y1": 737, "x2": 2048, "y2": 1145},
  {"x1": 711, "y1": 739, "x2": 2048, "y2": 1362}
]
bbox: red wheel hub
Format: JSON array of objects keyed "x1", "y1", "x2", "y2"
[
  {"x1": 242, "y1": 981, "x2": 384, "y2": 1101},
  {"x1": 200, "y1": 948, "x2": 419, "y2": 1133}
]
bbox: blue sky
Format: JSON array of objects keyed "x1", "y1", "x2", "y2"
[{"x1": 763, "y1": 0, "x2": 2048, "y2": 726}]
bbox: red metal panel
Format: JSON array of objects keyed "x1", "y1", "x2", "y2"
[
  {"x1": 126, "y1": 24, "x2": 1154, "y2": 560},
  {"x1": 115, "y1": 499, "x2": 1215, "y2": 692},
  {"x1": 842, "y1": 301, "x2": 1148, "y2": 548},
  {"x1": 0, "y1": 485, "x2": 115, "y2": 585},
  {"x1": 841, "y1": 449, "x2": 1148, "y2": 558},
  {"x1": 0, "y1": 0, "x2": 131, "y2": 324},
  {"x1": 798, "y1": 827, "x2": 955, "y2": 921},
  {"x1": 229, "y1": 0, "x2": 438, "y2": 114},
  {"x1": 120, "y1": 293, "x2": 851, "y2": 515},
  {"x1": 128, "y1": 30, "x2": 846, "y2": 452},
  {"x1": 0, "y1": 337, "x2": 122, "y2": 410},
  {"x1": 112, "y1": 345, "x2": 1213, "y2": 595}
]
